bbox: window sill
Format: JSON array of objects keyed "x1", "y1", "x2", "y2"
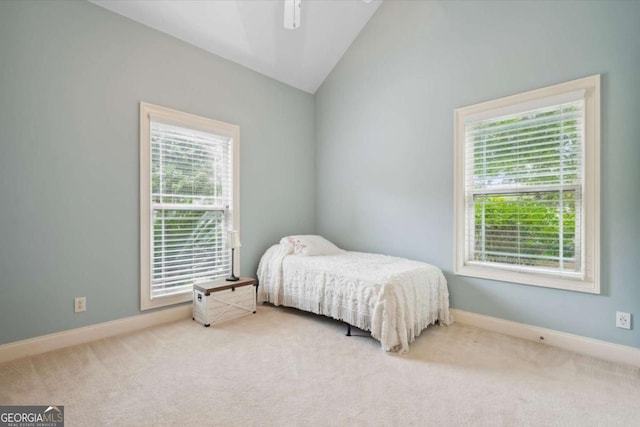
[
  {"x1": 141, "y1": 291, "x2": 192, "y2": 311},
  {"x1": 455, "y1": 264, "x2": 599, "y2": 294}
]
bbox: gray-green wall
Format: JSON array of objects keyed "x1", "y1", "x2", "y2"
[
  {"x1": 0, "y1": 1, "x2": 315, "y2": 344},
  {"x1": 315, "y1": 0, "x2": 640, "y2": 348}
]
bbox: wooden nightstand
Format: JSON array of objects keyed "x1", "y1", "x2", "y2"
[{"x1": 192, "y1": 277, "x2": 257, "y2": 327}]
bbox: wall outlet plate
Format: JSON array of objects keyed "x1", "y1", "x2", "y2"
[
  {"x1": 616, "y1": 311, "x2": 631, "y2": 329},
  {"x1": 74, "y1": 297, "x2": 86, "y2": 313}
]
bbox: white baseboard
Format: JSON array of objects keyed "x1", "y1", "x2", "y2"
[
  {"x1": 2, "y1": 306, "x2": 637, "y2": 368},
  {"x1": 450, "y1": 308, "x2": 640, "y2": 368},
  {"x1": 0, "y1": 305, "x2": 192, "y2": 364}
]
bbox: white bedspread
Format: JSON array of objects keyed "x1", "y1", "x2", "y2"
[{"x1": 257, "y1": 244, "x2": 452, "y2": 353}]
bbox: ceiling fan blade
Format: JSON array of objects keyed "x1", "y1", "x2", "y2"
[{"x1": 284, "y1": 0, "x2": 301, "y2": 30}]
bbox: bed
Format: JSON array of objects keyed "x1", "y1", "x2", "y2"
[{"x1": 257, "y1": 235, "x2": 452, "y2": 353}]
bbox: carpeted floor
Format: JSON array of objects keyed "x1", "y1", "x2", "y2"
[{"x1": 1, "y1": 305, "x2": 639, "y2": 426}]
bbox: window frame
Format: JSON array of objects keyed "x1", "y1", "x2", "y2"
[
  {"x1": 140, "y1": 102, "x2": 240, "y2": 310},
  {"x1": 453, "y1": 75, "x2": 600, "y2": 293}
]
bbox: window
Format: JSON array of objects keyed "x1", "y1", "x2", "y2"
[
  {"x1": 454, "y1": 75, "x2": 600, "y2": 293},
  {"x1": 140, "y1": 103, "x2": 239, "y2": 310}
]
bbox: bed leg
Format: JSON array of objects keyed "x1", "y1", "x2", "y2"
[{"x1": 346, "y1": 325, "x2": 352, "y2": 336}]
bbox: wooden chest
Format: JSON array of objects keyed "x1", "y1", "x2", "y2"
[{"x1": 192, "y1": 277, "x2": 257, "y2": 327}]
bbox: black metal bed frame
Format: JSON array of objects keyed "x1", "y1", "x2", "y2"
[{"x1": 345, "y1": 324, "x2": 370, "y2": 337}]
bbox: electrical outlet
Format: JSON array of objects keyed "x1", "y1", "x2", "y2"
[
  {"x1": 616, "y1": 311, "x2": 631, "y2": 329},
  {"x1": 74, "y1": 297, "x2": 86, "y2": 313}
]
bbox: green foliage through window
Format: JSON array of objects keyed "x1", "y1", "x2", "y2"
[
  {"x1": 467, "y1": 101, "x2": 582, "y2": 271},
  {"x1": 150, "y1": 122, "x2": 232, "y2": 298}
]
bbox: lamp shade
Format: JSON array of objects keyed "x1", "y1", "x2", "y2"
[{"x1": 229, "y1": 231, "x2": 242, "y2": 248}]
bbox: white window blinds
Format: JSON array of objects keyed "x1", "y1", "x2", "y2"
[
  {"x1": 150, "y1": 121, "x2": 233, "y2": 299},
  {"x1": 454, "y1": 75, "x2": 599, "y2": 293},
  {"x1": 464, "y1": 100, "x2": 584, "y2": 276}
]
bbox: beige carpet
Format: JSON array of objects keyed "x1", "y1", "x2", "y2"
[{"x1": 1, "y1": 305, "x2": 639, "y2": 426}]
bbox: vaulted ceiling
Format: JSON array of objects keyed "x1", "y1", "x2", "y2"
[{"x1": 91, "y1": 0, "x2": 382, "y2": 93}]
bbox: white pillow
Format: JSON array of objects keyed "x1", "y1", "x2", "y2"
[{"x1": 280, "y1": 235, "x2": 343, "y2": 256}]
